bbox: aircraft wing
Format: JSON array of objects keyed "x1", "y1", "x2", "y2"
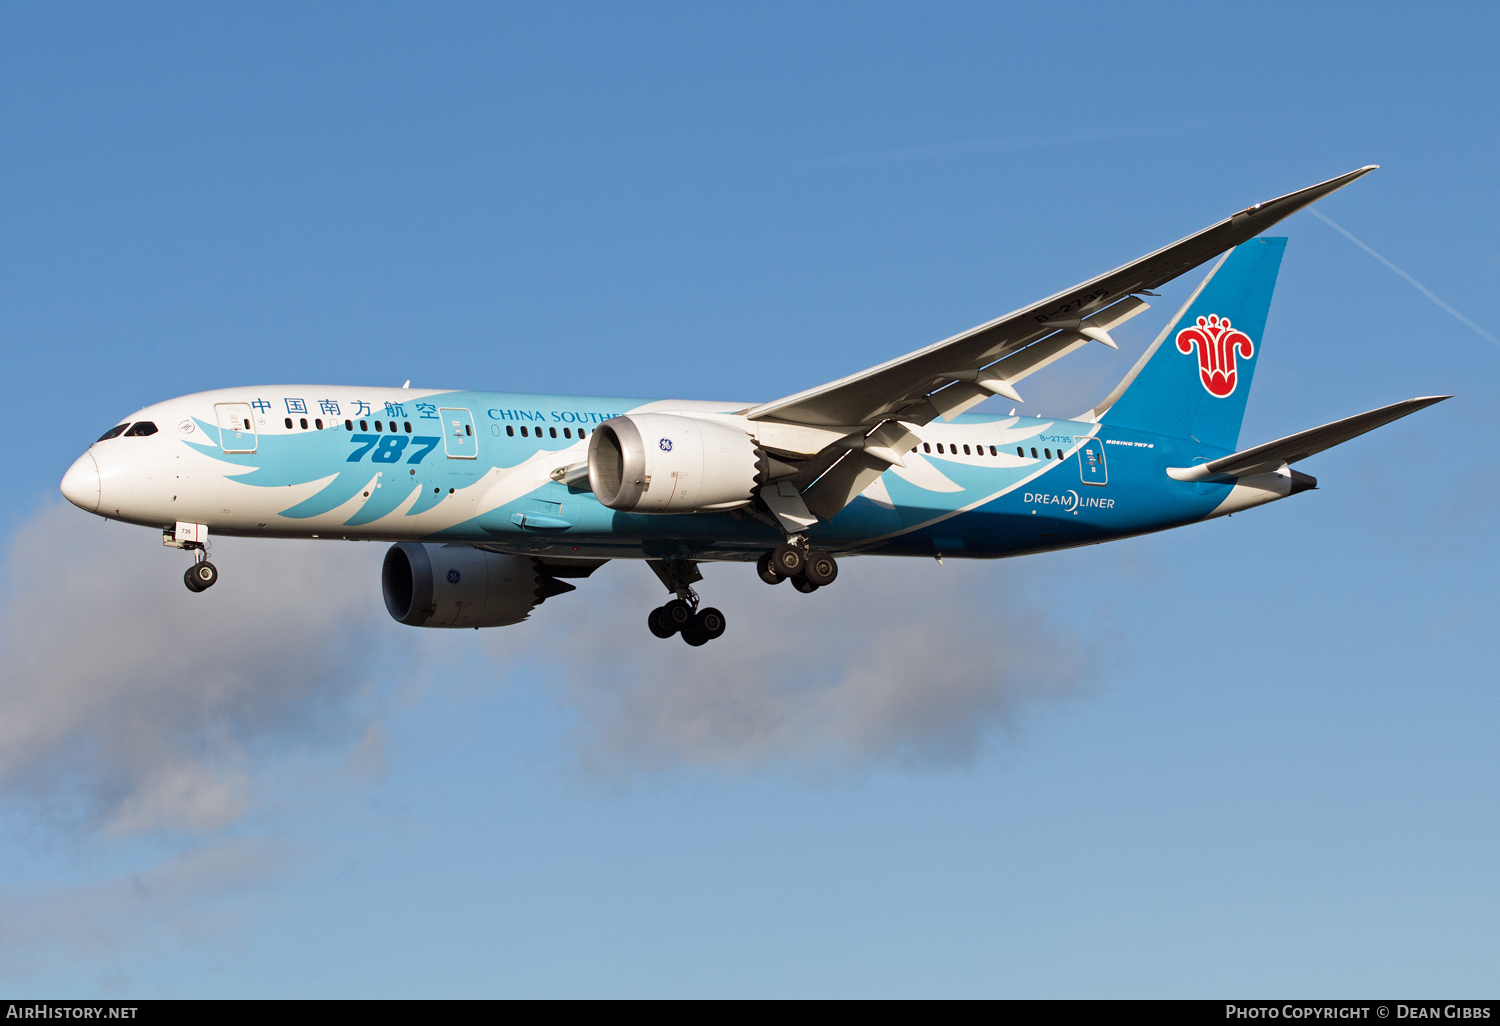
[
  {"x1": 1166, "y1": 395, "x2": 1450, "y2": 482},
  {"x1": 745, "y1": 166, "x2": 1379, "y2": 429}
]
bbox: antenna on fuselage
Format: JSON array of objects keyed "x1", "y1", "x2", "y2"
[{"x1": 402, "y1": 380, "x2": 410, "y2": 389}]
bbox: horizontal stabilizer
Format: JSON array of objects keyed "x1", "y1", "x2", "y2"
[{"x1": 1166, "y1": 395, "x2": 1450, "y2": 481}]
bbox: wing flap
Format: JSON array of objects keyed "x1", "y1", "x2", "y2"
[
  {"x1": 746, "y1": 166, "x2": 1378, "y2": 429},
  {"x1": 890, "y1": 297, "x2": 1154, "y2": 423}
]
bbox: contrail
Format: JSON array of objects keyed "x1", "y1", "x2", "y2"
[{"x1": 1310, "y1": 207, "x2": 1500, "y2": 349}]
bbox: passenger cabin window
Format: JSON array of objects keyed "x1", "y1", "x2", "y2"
[
  {"x1": 548, "y1": 427, "x2": 556, "y2": 438},
  {"x1": 404, "y1": 421, "x2": 412, "y2": 433},
  {"x1": 578, "y1": 428, "x2": 586, "y2": 438},
  {"x1": 1031, "y1": 447, "x2": 1038, "y2": 458},
  {"x1": 963, "y1": 445, "x2": 971, "y2": 455},
  {"x1": 521, "y1": 426, "x2": 529, "y2": 437},
  {"x1": 563, "y1": 428, "x2": 571, "y2": 438},
  {"x1": 923, "y1": 443, "x2": 931, "y2": 453},
  {"x1": 97, "y1": 424, "x2": 130, "y2": 442},
  {"x1": 300, "y1": 417, "x2": 309, "y2": 429},
  {"x1": 1016, "y1": 447, "x2": 1024, "y2": 457},
  {"x1": 315, "y1": 418, "x2": 323, "y2": 430},
  {"x1": 359, "y1": 420, "x2": 368, "y2": 431},
  {"x1": 465, "y1": 424, "x2": 472, "y2": 436},
  {"x1": 345, "y1": 419, "x2": 353, "y2": 430},
  {"x1": 936, "y1": 443, "x2": 945, "y2": 454},
  {"x1": 284, "y1": 418, "x2": 293, "y2": 429},
  {"x1": 506, "y1": 425, "x2": 514, "y2": 436},
  {"x1": 1044, "y1": 448, "x2": 1051, "y2": 459},
  {"x1": 989, "y1": 446, "x2": 997, "y2": 456}
]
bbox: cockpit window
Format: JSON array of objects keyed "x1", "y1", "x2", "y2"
[
  {"x1": 124, "y1": 422, "x2": 158, "y2": 436},
  {"x1": 97, "y1": 424, "x2": 130, "y2": 442}
]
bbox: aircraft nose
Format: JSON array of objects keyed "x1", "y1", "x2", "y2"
[{"x1": 60, "y1": 452, "x2": 101, "y2": 512}]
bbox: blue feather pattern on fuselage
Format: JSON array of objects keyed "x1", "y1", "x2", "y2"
[{"x1": 179, "y1": 398, "x2": 1238, "y2": 559}]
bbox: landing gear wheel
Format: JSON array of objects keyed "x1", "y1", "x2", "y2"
[
  {"x1": 771, "y1": 544, "x2": 804, "y2": 578},
  {"x1": 693, "y1": 606, "x2": 727, "y2": 640},
  {"x1": 756, "y1": 551, "x2": 784, "y2": 585},
  {"x1": 791, "y1": 577, "x2": 820, "y2": 594},
  {"x1": 663, "y1": 598, "x2": 695, "y2": 631},
  {"x1": 648, "y1": 606, "x2": 676, "y2": 639},
  {"x1": 803, "y1": 551, "x2": 838, "y2": 586},
  {"x1": 184, "y1": 561, "x2": 218, "y2": 592},
  {"x1": 680, "y1": 627, "x2": 710, "y2": 646}
]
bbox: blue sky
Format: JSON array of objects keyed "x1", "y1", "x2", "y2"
[{"x1": 2, "y1": 1, "x2": 1497, "y2": 996}]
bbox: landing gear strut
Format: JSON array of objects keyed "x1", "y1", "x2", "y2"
[
  {"x1": 645, "y1": 557, "x2": 727, "y2": 645},
  {"x1": 758, "y1": 541, "x2": 837, "y2": 593}
]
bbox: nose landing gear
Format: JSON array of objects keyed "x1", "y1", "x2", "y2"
[
  {"x1": 645, "y1": 557, "x2": 727, "y2": 645},
  {"x1": 757, "y1": 542, "x2": 837, "y2": 593},
  {"x1": 184, "y1": 558, "x2": 219, "y2": 592},
  {"x1": 165, "y1": 522, "x2": 218, "y2": 593}
]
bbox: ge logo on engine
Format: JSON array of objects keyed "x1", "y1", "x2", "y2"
[
  {"x1": 447, "y1": 569, "x2": 461, "y2": 584},
  {"x1": 659, "y1": 438, "x2": 672, "y2": 451}
]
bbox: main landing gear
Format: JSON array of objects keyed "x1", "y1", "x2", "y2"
[
  {"x1": 756, "y1": 542, "x2": 837, "y2": 593},
  {"x1": 647, "y1": 599, "x2": 726, "y2": 646},
  {"x1": 645, "y1": 557, "x2": 727, "y2": 646}
]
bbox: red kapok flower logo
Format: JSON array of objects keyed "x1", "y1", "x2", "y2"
[{"x1": 1176, "y1": 314, "x2": 1254, "y2": 398}]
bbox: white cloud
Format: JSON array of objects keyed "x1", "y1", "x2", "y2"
[
  {"x1": 0, "y1": 502, "x2": 1100, "y2": 976},
  {"x1": 0, "y1": 504, "x2": 388, "y2": 835},
  {"x1": 497, "y1": 553, "x2": 1097, "y2": 776},
  {"x1": 1, "y1": 504, "x2": 1101, "y2": 820}
]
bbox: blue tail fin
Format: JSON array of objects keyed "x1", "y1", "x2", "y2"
[{"x1": 1094, "y1": 237, "x2": 1286, "y2": 451}]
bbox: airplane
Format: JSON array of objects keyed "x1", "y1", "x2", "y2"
[{"x1": 59, "y1": 165, "x2": 1447, "y2": 646}]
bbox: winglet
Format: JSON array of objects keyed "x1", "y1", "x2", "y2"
[{"x1": 1221, "y1": 165, "x2": 1379, "y2": 234}]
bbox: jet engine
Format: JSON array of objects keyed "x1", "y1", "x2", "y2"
[
  {"x1": 382, "y1": 542, "x2": 576, "y2": 628},
  {"x1": 587, "y1": 413, "x2": 764, "y2": 513}
]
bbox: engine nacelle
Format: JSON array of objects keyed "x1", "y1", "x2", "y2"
[
  {"x1": 587, "y1": 413, "x2": 761, "y2": 513},
  {"x1": 381, "y1": 543, "x2": 572, "y2": 628}
]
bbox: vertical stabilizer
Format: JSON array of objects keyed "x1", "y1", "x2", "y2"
[{"x1": 1092, "y1": 237, "x2": 1286, "y2": 451}]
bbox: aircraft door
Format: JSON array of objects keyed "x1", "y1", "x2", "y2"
[
  {"x1": 440, "y1": 408, "x2": 478, "y2": 459},
  {"x1": 215, "y1": 403, "x2": 257, "y2": 454},
  {"x1": 1075, "y1": 437, "x2": 1107, "y2": 486}
]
